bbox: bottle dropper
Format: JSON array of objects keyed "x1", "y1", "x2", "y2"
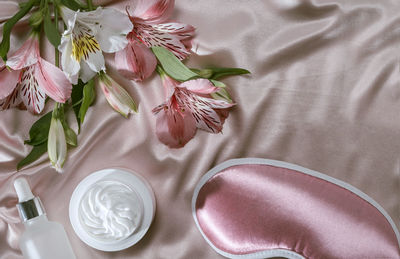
[{"x1": 14, "y1": 178, "x2": 45, "y2": 222}]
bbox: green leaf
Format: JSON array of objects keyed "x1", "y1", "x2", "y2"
[
  {"x1": 211, "y1": 88, "x2": 233, "y2": 103},
  {"x1": 191, "y1": 68, "x2": 213, "y2": 78},
  {"x1": 19, "y1": 0, "x2": 40, "y2": 9},
  {"x1": 151, "y1": 46, "x2": 198, "y2": 81},
  {"x1": 79, "y1": 79, "x2": 95, "y2": 124},
  {"x1": 63, "y1": 125, "x2": 77, "y2": 146},
  {"x1": 71, "y1": 81, "x2": 85, "y2": 131},
  {"x1": 192, "y1": 67, "x2": 250, "y2": 80},
  {"x1": 60, "y1": 0, "x2": 85, "y2": 11},
  {"x1": 209, "y1": 67, "x2": 250, "y2": 80},
  {"x1": 17, "y1": 142, "x2": 47, "y2": 170},
  {"x1": 24, "y1": 112, "x2": 52, "y2": 146},
  {"x1": 190, "y1": 68, "x2": 201, "y2": 74},
  {"x1": 0, "y1": 0, "x2": 36, "y2": 61},
  {"x1": 43, "y1": 8, "x2": 61, "y2": 48}
]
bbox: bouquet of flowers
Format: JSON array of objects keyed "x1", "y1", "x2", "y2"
[{"x1": 0, "y1": 0, "x2": 249, "y2": 172}]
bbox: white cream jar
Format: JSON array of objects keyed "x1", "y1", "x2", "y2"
[{"x1": 69, "y1": 168, "x2": 155, "y2": 251}]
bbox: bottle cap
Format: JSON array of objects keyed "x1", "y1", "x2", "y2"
[
  {"x1": 14, "y1": 178, "x2": 45, "y2": 222},
  {"x1": 14, "y1": 178, "x2": 34, "y2": 202}
]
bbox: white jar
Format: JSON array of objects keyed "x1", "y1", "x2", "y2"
[{"x1": 69, "y1": 168, "x2": 156, "y2": 251}]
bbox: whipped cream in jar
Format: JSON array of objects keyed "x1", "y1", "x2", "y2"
[{"x1": 69, "y1": 168, "x2": 155, "y2": 251}]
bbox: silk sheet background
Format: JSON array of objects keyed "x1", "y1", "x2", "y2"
[{"x1": 0, "y1": 0, "x2": 399, "y2": 258}]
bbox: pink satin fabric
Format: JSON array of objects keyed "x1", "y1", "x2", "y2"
[
  {"x1": 0, "y1": 0, "x2": 399, "y2": 258},
  {"x1": 195, "y1": 163, "x2": 400, "y2": 258}
]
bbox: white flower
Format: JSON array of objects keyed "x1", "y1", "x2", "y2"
[
  {"x1": 48, "y1": 117, "x2": 67, "y2": 173},
  {"x1": 59, "y1": 6, "x2": 132, "y2": 84}
]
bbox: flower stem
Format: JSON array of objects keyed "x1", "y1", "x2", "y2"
[
  {"x1": 156, "y1": 65, "x2": 166, "y2": 77},
  {"x1": 87, "y1": 0, "x2": 94, "y2": 10},
  {"x1": 54, "y1": 3, "x2": 59, "y2": 67},
  {"x1": 39, "y1": 0, "x2": 45, "y2": 10},
  {"x1": 53, "y1": 102, "x2": 60, "y2": 118}
]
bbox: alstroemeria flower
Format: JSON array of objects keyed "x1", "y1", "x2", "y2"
[
  {"x1": 99, "y1": 74, "x2": 137, "y2": 117},
  {"x1": 59, "y1": 6, "x2": 132, "y2": 84},
  {"x1": 48, "y1": 116, "x2": 67, "y2": 173},
  {"x1": 0, "y1": 36, "x2": 72, "y2": 114},
  {"x1": 115, "y1": 0, "x2": 195, "y2": 81},
  {"x1": 152, "y1": 74, "x2": 234, "y2": 148}
]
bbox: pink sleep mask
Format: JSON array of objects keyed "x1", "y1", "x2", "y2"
[{"x1": 192, "y1": 158, "x2": 400, "y2": 259}]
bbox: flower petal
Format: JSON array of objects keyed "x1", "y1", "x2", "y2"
[
  {"x1": 75, "y1": 6, "x2": 103, "y2": 25},
  {"x1": 177, "y1": 89, "x2": 234, "y2": 133},
  {"x1": 0, "y1": 65, "x2": 20, "y2": 99},
  {"x1": 95, "y1": 8, "x2": 132, "y2": 53},
  {"x1": 200, "y1": 96, "x2": 235, "y2": 109},
  {"x1": 60, "y1": 6, "x2": 77, "y2": 26},
  {"x1": 79, "y1": 60, "x2": 97, "y2": 83},
  {"x1": 0, "y1": 85, "x2": 22, "y2": 111},
  {"x1": 70, "y1": 25, "x2": 102, "y2": 65},
  {"x1": 155, "y1": 104, "x2": 197, "y2": 148},
  {"x1": 131, "y1": 0, "x2": 174, "y2": 24},
  {"x1": 134, "y1": 22, "x2": 194, "y2": 60},
  {"x1": 215, "y1": 108, "x2": 230, "y2": 127},
  {"x1": 179, "y1": 79, "x2": 218, "y2": 94},
  {"x1": 19, "y1": 66, "x2": 46, "y2": 114},
  {"x1": 6, "y1": 37, "x2": 39, "y2": 70},
  {"x1": 34, "y1": 59, "x2": 72, "y2": 103},
  {"x1": 59, "y1": 34, "x2": 80, "y2": 84},
  {"x1": 153, "y1": 22, "x2": 195, "y2": 52},
  {"x1": 160, "y1": 73, "x2": 178, "y2": 98},
  {"x1": 115, "y1": 40, "x2": 157, "y2": 81},
  {"x1": 82, "y1": 48, "x2": 105, "y2": 76},
  {"x1": 194, "y1": 96, "x2": 234, "y2": 132},
  {"x1": 99, "y1": 75, "x2": 137, "y2": 117}
]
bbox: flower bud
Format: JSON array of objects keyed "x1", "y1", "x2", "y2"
[
  {"x1": 29, "y1": 10, "x2": 43, "y2": 28},
  {"x1": 47, "y1": 117, "x2": 67, "y2": 173},
  {"x1": 99, "y1": 74, "x2": 137, "y2": 117}
]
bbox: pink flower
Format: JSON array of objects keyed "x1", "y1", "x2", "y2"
[
  {"x1": 152, "y1": 74, "x2": 234, "y2": 148},
  {"x1": 0, "y1": 36, "x2": 72, "y2": 114},
  {"x1": 115, "y1": 0, "x2": 195, "y2": 81}
]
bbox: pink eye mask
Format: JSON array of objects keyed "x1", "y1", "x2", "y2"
[{"x1": 192, "y1": 158, "x2": 400, "y2": 259}]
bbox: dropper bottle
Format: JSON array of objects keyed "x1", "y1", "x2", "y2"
[{"x1": 14, "y1": 177, "x2": 76, "y2": 259}]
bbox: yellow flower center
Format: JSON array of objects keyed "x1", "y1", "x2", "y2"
[{"x1": 72, "y1": 27, "x2": 100, "y2": 62}]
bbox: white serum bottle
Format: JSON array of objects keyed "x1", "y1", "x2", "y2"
[{"x1": 14, "y1": 178, "x2": 76, "y2": 259}]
